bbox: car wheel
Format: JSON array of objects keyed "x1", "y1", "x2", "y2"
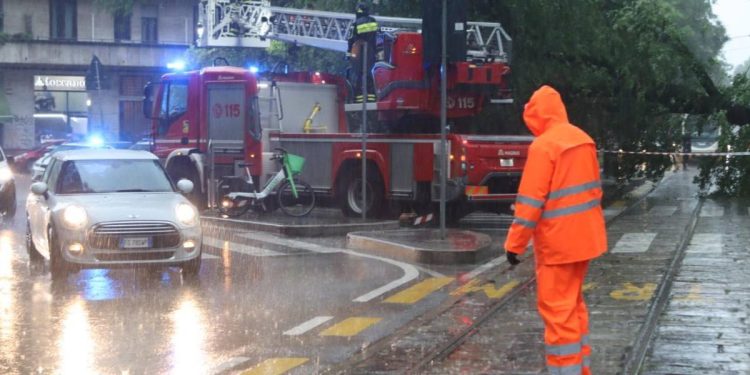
[
  {"x1": 48, "y1": 227, "x2": 74, "y2": 280},
  {"x1": 26, "y1": 218, "x2": 43, "y2": 263},
  {"x1": 182, "y1": 249, "x2": 202, "y2": 278},
  {"x1": 4, "y1": 185, "x2": 16, "y2": 218}
]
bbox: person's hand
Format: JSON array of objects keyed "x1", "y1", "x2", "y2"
[{"x1": 506, "y1": 251, "x2": 520, "y2": 266}]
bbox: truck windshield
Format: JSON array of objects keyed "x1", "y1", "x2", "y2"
[{"x1": 158, "y1": 80, "x2": 188, "y2": 134}]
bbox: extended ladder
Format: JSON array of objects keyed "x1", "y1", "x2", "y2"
[{"x1": 198, "y1": 0, "x2": 511, "y2": 61}]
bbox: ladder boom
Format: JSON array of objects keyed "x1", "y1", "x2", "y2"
[{"x1": 198, "y1": 0, "x2": 511, "y2": 60}]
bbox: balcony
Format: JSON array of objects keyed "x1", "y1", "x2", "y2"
[{"x1": 0, "y1": 38, "x2": 190, "y2": 69}]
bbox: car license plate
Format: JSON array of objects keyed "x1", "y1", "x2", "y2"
[
  {"x1": 120, "y1": 237, "x2": 152, "y2": 249},
  {"x1": 500, "y1": 158, "x2": 514, "y2": 167}
]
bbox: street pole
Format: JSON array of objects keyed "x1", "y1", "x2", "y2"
[
  {"x1": 439, "y1": 0, "x2": 448, "y2": 238},
  {"x1": 361, "y1": 42, "x2": 368, "y2": 220}
]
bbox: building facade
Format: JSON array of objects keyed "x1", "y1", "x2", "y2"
[{"x1": 0, "y1": 0, "x2": 196, "y2": 150}]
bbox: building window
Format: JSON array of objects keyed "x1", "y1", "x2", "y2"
[
  {"x1": 50, "y1": 0, "x2": 77, "y2": 40},
  {"x1": 114, "y1": 11, "x2": 131, "y2": 41},
  {"x1": 142, "y1": 17, "x2": 158, "y2": 44},
  {"x1": 0, "y1": 0, "x2": 4, "y2": 32}
]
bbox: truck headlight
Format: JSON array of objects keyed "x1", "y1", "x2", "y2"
[
  {"x1": 176, "y1": 203, "x2": 197, "y2": 226},
  {"x1": 62, "y1": 205, "x2": 88, "y2": 230},
  {"x1": 0, "y1": 166, "x2": 12, "y2": 183}
]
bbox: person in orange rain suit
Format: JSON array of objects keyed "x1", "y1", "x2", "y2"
[{"x1": 504, "y1": 85, "x2": 607, "y2": 375}]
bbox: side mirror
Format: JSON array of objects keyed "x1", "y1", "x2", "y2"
[
  {"x1": 143, "y1": 82, "x2": 155, "y2": 119},
  {"x1": 176, "y1": 179, "x2": 194, "y2": 194},
  {"x1": 31, "y1": 182, "x2": 49, "y2": 196}
]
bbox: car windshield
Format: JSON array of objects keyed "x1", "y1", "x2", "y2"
[{"x1": 57, "y1": 159, "x2": 174, "y2": 194}]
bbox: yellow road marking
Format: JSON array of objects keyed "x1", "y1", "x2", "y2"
[
  {"x1": 451, "y1": 279, "x2": 520, "y2": 299},
  {"x1": 241, "y1": 357, "x2": 308, "y2": 375},
  {"x1": 610, "y1": 282, "x2": 657, "y2": 301},
  {"x1": 319, "y1": 317, "x2": 382, "y2": 337},
  {"x1": 610, "y1": 200, "x2": 626, "y2": 208},
  {"x1": 384, "y1": 277, "x2": 455, "y2": 304},
  {"x1": 675, "y1": 283, "x2": 703, "y2": 301},
  {"x1": 583, "y1": 282, "x2": 598, "y2": 292}
]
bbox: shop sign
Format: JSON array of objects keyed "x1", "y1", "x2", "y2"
[{"x1": 34, "y1": 75, "x2": 86, "y2": 91}]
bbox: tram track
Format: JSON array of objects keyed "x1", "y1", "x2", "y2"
[{"x1": 403, "y1": 193, "x2": 705, "y2": 375}]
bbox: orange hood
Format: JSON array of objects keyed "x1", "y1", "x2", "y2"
[{"x1": 522, "y1": 85, "x2": 570, "y2": 137}]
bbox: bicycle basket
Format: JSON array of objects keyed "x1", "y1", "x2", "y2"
[{"x1": 284, "y1": 153, "x2": 306, "y2": 175}]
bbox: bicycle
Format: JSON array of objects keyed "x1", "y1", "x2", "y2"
[{"x1": 217, "y1": 148, "x2": 315, "y2": 217}]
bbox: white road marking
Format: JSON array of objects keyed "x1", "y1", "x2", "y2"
[
  {"x1": 686, "y1": 233, "x2": 723, "y2": 254},
  {"x1": 463, "y1": 256, "x2": 506, "y2": 280},
  {"x1": 283, "y1": 316, "x2": 334, "y2": 336},
  {"x1": 209, "y1": 356, "x2": 250, "y2": 375},
  {"x1": 201, "y1": 253, "x2": 220, "y2": 260},
  {"x1": 203, "y1": 236, "x2": 284, "y2": 257},
  {"x1": 603, "y1": 208, "x2": 624, "y2": 219},
  {"x1": 238, "y1": 232, "x2": 419, "y2": 303},
  {"x1": 700, "y1": 206, "x2": 724, "y2": 217},
  {"x1": 649, "y1": 205, "x2": 678, "y2": 216},
  {"x1": 611, "y1": 233, "x2": 658, "y2": 253}
]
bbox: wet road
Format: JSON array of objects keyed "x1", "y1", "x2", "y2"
[{"x1": 1, "y1": 174, "x2": 471, "y2": 374}]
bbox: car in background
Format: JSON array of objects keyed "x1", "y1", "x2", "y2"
[
  {"x1": 11, "y1": 140, "x2": 66, "y2": 173},
  {"x1": 31, "y1": 142, "x2": 112, "y2": 181},
  {"x1": 691, "y1": 125, "x2": 720, "y2": 153},
  {"x1": 0, "y1": 146, "x2": 16, "y2": 217},
  {"x1": 129, "y1": 138, "x2": 154, "y2": 151},
  {"x1": 26, "y1": 149, "x2": 202, "y2": 279}
]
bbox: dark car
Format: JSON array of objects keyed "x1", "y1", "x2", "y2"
[
  {"x1": 0, "y1": 146, "x2": 16, "y2": 217},
  {"x1": 10, "y1": 140, "x2": 66, "y2": 173}
]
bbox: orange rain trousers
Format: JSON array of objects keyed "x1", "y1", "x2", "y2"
[{"x1": 536, "y1": 260, "x2": 592, "y2": 375}]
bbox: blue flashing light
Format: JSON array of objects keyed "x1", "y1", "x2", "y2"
[
  {"x1": 167, "y1": 60, "x2": 187, "y2": 71},
  {"x1": 88, "y1": 135, "x2": 104, "y2": 147},
  {"x1": 248, "y1": 65, "x2": 259, "y2": 74}
]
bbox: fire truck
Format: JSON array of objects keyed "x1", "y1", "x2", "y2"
[{"x1": 143, "y1": 0, "x2": 532, "y2": 220}]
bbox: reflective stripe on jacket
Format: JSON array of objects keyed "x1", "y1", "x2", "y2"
[{"x1": 504, "y1": 86, "x2": 607, "y2": 265}]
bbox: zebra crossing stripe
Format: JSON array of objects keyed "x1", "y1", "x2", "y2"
[{"x1": 240, "y1": 358, "x2": 308, "y2": 375}]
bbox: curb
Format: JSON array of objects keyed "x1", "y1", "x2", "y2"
[
  {"x1": 201, "y1": 215, "x2": 400, "y2": 237},
  {"x1": 346, "y1": 229, "x2": 493, "y2": 264}
]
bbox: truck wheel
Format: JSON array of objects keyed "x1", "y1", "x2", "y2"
[{"x1": 339, "y1": 168, "x2": 384, "y2": 218}]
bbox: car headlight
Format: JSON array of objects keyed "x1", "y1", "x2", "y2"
[
  {"x1": 62, "y1": 205, "x2": 88, "y2": 230},
  {"x1": 176, "y1": 203, "x2": 197, "y2": 226},
  {"x1": 0, "y1": 166, "x2": 12, "y2": 183}
]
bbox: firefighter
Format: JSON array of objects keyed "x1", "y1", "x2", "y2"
[
  {"x1": 348, "y1": 2, "x2": 378, "y2": 103},
  {"x1": 504, "y1": 85, "x2": 607, "y2": 375}
]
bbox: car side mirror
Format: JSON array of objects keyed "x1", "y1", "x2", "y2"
[
  {"x1": 31, "y1": 182, "x2": 49, "y2": 196},
  {"x1": 176, "y1": 179, "x2": 194, "y2": 195}
]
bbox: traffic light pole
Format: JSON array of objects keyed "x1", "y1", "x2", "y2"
[
  {"x1": 439, "y1": 0, "x2": 448, "y2": 238},
  {"x1": 361, "y1": 43, "x2": 369, "y2": 220}
]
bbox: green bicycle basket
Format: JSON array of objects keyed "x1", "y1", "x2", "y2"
[{"x1": 284, "y1": 153, "x2": 306, "y2": 175}]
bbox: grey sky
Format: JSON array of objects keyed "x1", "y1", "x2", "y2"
[{"x1": 714, "y1": 0, "x2": 750, "y2": 70}]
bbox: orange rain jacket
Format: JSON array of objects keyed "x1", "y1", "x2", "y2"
[{"x1": 504, "y1": 86, "x2": 607, "y2": 265}]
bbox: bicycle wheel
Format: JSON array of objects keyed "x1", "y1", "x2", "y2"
[
  {"x1": 277, "y1": 178, "x2": 315, "y2": 217},
  {"x1": 217, "y1": 177, "x2": 253, "y2": 217}
]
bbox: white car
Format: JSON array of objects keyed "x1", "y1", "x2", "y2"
[
  {"x1": 26, "y1": 149, "x2": 202, "y2": 279},
  {"x1": 30, "y1": 142, "x2": 112, "y2": 181}
]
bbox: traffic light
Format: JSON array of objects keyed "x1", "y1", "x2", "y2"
[
  {"x1": 85, "y1": 55, "x2": 108, "y2": 90},
  {"x1": 421, "y1": 0, "x2": 467, "y2": 65}
]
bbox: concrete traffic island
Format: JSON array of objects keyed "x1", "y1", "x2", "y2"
[
  {"x1": 201, "y1": 208, "x2": 400, "y2": 237},
  {"x1": 347, "y1": 228, "x2": 494, "y2": 264}
]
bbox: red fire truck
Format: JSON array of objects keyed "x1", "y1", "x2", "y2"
[{"x1": 142, "y1": 2, "x2": 532, "y2": 220}]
